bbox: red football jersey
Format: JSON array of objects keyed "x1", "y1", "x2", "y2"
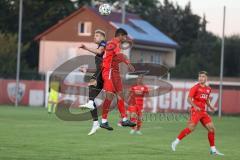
[
  {"x1": 102, "y1": 38, "x2": 129, "y2": 72},
  {"x1": 129, "y1": 85, "x2": 149, "y2": 106},
  {"x1": 188, "y1": 83, "x2": 211, "y2": 111}
]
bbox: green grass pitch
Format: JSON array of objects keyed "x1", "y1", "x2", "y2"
[{"x1": 0, "y1": 105, "x2": 240, "y2": 160}]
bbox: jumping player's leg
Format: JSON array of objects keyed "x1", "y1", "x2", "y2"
[
  {"x1": 100, "y1": 91, "x2": 114, "y2": 130},
  {"x1": 89, "y1": 76, "x2": 103, "y2": 121},
  {"x1": 116, "y1": 91, "x2": 127, "y2": 120},
  {"x1": 86, "y1": 72, "x2": 104, "y2": 135},
  {"x1": 101, "y1": 92, "x2": 114, "y2": 121},
  {"x1": 99, "y1": 70, "x2": 115, "y2": 130},
  {"x1": 116, "y1": 91, "x2": 136, "y2": 127},
  {"x1": 80, "y1": 79, "x2": 97, "y2": 110}
]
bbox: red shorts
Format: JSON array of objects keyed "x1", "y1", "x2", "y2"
[
  {"x1": 188, "y1": 108, "x2": 212, "y2": 126},
  {"x1": 127, "y1": 105, "x2": 143, "y2": 116},
  {"x1": 102, "y1": 69, "x2": 123, "y2": 93}
]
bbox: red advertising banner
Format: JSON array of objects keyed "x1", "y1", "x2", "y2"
[
  {"x1": 0, "y1": 80, "x2": 240, "y2": 114},
  {"x1": 144, "y1": 82, "x2": 240, "y2": 114},
  {"x1": 0, "y1": 80, "x2": 44, "y2": 106}
]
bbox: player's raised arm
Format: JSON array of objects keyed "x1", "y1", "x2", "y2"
[
  {"x1": 79, "y1": 44, "x2": 105, "y2": 55},
  {"x1": 79, "y1": 30, "x2": 106, "y2": 55},
  {"x1": 115, "y1": 53, "x2": 135, "y2": 72}
]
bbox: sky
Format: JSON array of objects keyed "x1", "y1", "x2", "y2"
[{"x1": 159, "y1": 0, "x2": 240, "y2": 36}]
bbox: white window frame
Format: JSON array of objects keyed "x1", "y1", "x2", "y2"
[
  {"x1": 78, "y1": 21, "x2": 92, "y2": 36},
  {"x1": 151, "y1": 53, "x2": 161, "y2": 64}
]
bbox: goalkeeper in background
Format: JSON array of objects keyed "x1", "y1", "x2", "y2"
[{"x1": 48, "y1": 80, "x2": 60, "y2": 114}]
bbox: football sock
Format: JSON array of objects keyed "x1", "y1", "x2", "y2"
[
  {"x1": 90, "y1": 102, "x2": 98, "y2": 121},
  {"x1": 102, "y1": 119, "x2": 107, "y2": 123},
  {"x1": 117, "y1": 98, "x2": 127, "y2": 119},
  {"x1": 48, "y1": 103, "x2": 52, "y2": 113},
  {"x1": 102, "y1": 99, "x2": 111, "y2": 120},
  {"x1": 89, "y1": 85, "x2": 99, "y2": 101},
  {"x1": 177, "y1": 128, "x2": 192, "y2": 140},
  {"x1": 208, "y1": 131, "x2": 215, "y2": 147},
  {"x1": 93, "y1": 120, "x2": 99, "y2": 126},
  {"x1": 210, "y1": 146, "x2": 216, "y2": 152}
]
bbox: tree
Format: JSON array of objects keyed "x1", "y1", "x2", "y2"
[
  {"x1": 224, "y1": 35, "x2": 240, "y2": 77},
  {"x1": 0, "y1": 32, "x2": 29, "y2": 77},
  {"x1": 1, "y1": 0, "x2": 239, "y2": 78},
  {"x1": 0, "y1": 0, "x2": 91, "y2": 70}
]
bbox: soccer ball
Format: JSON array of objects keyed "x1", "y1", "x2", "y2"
[{"x1": 99, "y1": 3, "x2": 112, "y2": 16}]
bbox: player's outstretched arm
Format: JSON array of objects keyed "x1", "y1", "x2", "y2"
[
  {"x1": 79, "y1": 44, "x2": 104, "y2": 55},
  {"x1": 115, "y1": 53, "x2": 135, "y2": 72}
]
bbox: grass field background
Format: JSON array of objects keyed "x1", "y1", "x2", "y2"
[{"x1": 0, "y1": 105, "x2": 240, "y2": 160}]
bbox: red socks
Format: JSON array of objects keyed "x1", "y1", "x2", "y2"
[
  {"x1": 177, "y1": 128, "x2": 192, "y2": 140},
  {"x1": 102, "y1": 99, "x2": 112, "y2": 119},
  {"x1": 137, "y1": 119, "x2": 142, "y2": 130},
  {"x1": 102, "y1": 98, "x2": 127, "y2": 120},
  {"x1": 117, "y1": 99, "x2": 127, "y2": 118},
  {"x1": 208, "y1": 131, "x2": 215, "y2": 147},
  {"x1": 177, "y1": 128, "x2": 215, "y2": 147}
]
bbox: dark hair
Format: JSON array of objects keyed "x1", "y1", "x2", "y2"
[
  {"x1": 115, "y1": 28, "x2": 128, "y2": 37},
  {"x1": 198, "y1": 71, "x2": 208, "y2": 76}
]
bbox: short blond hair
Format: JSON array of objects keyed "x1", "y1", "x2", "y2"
[{"x1": 95, "y1": 29, "x2": 106, "y2": 39}]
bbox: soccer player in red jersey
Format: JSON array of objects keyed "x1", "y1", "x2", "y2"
[
  {"x1": 127, "y1": 75, "x2": 149, "y2": 135},
  {"x1": 171, "y1": 71, "x2": 224, "y2": 155},
  {"x1": 100, "y1": 28, "x2": 136, "y2": 130}
]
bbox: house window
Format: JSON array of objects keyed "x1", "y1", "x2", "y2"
[
  {"x1": 151, "y1": 55, "x2": 154, "y2": 63},
  {"x1": 140, "y1": 53, "x2": 144, "y2": 63},
  {"x1": 156, "y1": 54, "x2": 161, "y2": 64},
  {"x1": 151, "y1": 53, "x2": 161, "y2": 64},
  {"x1": 78, "y1": 22, "x2": 92, "y2": 36}
]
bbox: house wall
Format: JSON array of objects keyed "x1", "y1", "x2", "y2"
[
  {"x1": 130, "y1": 48, "x2": 176, "y2": 68},
  {"x1": 40, "y1": 8, "x2": 115, "y2": 42},
  {"x1": 39, "y1": 40, "x2": 97, "y2": 74},
  {"x1": 37, "y1": 7, "x2": 177, "y2": 74},
  {"x1": 161, "y1": 50, "x2": 176, "y2": 68},
  {"x1": 39, "y1": 41, "x2": 176, "y2": 74}
]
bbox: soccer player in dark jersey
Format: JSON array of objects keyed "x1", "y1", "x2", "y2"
[
  {"x1": 171, "y1": 71, "x2": 224, "y2": 155},
  {"x1": 78, "y1": 29, "x2": 106, "y2": 135}
]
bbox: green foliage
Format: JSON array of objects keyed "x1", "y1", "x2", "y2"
[
  {"x1": 224, "y1": 35, "x2": 240, "y2": 77},
  {"x1": 0, "y1": 0, "x2": 239, "y2": 78},
  {"x1": 136, "y1": 0, "x2": 239, "y2": 78},
  {"x1": 0, "y1": 0, "x2": 90, "y2": 72},
  {"x1": 0, "y1": 32, "x2": 29, "y2": 77}
]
